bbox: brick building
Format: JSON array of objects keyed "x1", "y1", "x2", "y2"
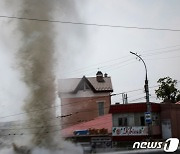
[
  {"x1": 109, "y1": 102, "x2": 161, "y2": 142},
  {"x1": 60, "y1": 102, "x2": 180, "y2": 150},
  {"x1": 109, "y1": 102, "x2": 180, "y2": 143},
  {"x1": 161, "y1": 103, "x2": 180, "y2": 139},
  {"x1": 58, "y1": 71, "x2": 113, "y2": 128}
]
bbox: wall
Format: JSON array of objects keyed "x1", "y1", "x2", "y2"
[
  {"x1": 112, "y1": 112, "x2": 160, "y2": 127},
  {"x1": 112, "y1": 112, "x2": 161, "y2": 137},
  {"x1": 60, "y1": 89, "x2": 110, "y2": 98},
  {"x1": 60, "y1": 90, "x2": 111, "y2": 128},
  {"x1": 160, "y1": 104, "x2": 180, "y2": 139}
]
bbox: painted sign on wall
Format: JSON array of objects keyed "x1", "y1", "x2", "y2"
[
  {"x1": 112, "y1": 126, "x2": 148, "y2": 136},
  {"x1": 73, "y1": 128, "x2": 108, "y2": 136}
]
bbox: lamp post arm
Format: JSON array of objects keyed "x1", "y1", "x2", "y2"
[{"x1": 130, "y1": 51, "x2": 148, "y2": 80}]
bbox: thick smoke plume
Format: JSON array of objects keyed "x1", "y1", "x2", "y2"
[
  {"x1": 17, "y1": 0, "x2": 61, "y2": 148},
  {"x1": 0, "y1": 0, "x2": 86, "y2": 153}
]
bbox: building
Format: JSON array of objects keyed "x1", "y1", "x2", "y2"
[
  {"x1": 109, "y1": 102, "x2": 180, "y2": 143},
  {"x1": 58, "y1": 71, "x2": 113, "y2": 128},
  {"x1": 61, "y1": 101, "x2": 180, "y2": 150},
  {"x1": 109, "y1": 102, "x2": 161, "y2": 142},
  {"x1": 161, "y1": 103, "x2": 180, "y2": 139},
  {"x1": 61, "y1": 114, "x2": 112, "y2": 151}
]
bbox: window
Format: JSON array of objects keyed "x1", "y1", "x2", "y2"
[
  {"x1": 118, "y1": 117, "x2": 128, "y2": 126},
  {"x1": 79, "y1": 82, "x2": 90, "y2": 91},
  {"x1": 152, "y1": 115, "x2": 160, "y2": 125},
  {"x1": 140, "y1": 116, "x2": 145, "y2": 126},
  {"x1": 98, "y1": 102, "x2": 104, "y2": 116}
]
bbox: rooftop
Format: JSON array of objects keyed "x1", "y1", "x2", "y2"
[
  {"x1": 61, "y1": 114, "x2": 112, "y2": 137},
  {"x1": 109, "y1": 102, "x2": 161, "y2": 113},
  {"x1": 58, "y1": 75, "x2": 113, "y2": 93}
]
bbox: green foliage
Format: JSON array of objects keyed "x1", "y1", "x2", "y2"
[
  {"x1": 155, "y1": 77, "x2": 180, "y2": 103},
  {"x1": 176, "y1": 94, "x2": 180, "y2": 102}
]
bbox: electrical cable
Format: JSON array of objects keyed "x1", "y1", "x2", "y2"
[
  {"x1": 63, "y1": 55, "x2": 130, "y2": 76},
  {"x1": 142, "y1": 44, "x2": 180, "y2": 52},
  {"x1": 101, "y1": 60, "x2": 136, "y2": 74},
  {"x1": 63, "y1": 57, "x2": 135, "y2": 78},
  {"x1": 0, "y1": 121, "x2": 112, "y2": 137},
  {"x1": 63, "y1": 48, "x2": 180, "y2": 77},
  {"x1": 145, "y1": 55, "x2": 180, "y2": 61},
  {"x1": 84, "y1": 59, "x2": 136, "y2": 76},
  {"x1": 142, "y1": 48, "x2": 180, "y2": 57},
  {"x1": 0, "y1": 104, "x2": 111, "y2": 130},
  {"x1": 0, "y1": 118, "x2": 93, "y2": 131},
  {"x1": 0, "y1": 82, "x2": 179, "y2": 133},
  {"x1": 0, "y1": 82, "x2": 178, "y2": 122},
  {"x1": 0, "y1": 95, "x2": 111, "y2": 119},
  {"x1": 0, "y1": 15, "x2": 180, "y2": 32},
  {"x1": 128, "y1": 97, "x2": 146, "y2": 103}
]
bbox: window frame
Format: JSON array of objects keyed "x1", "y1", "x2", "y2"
[
  {"x1": 118, "y1": 117, "x2": 128, "y2": 126},
  {"x1": 97, "y1": 101, "x2": 105, "y2": 116}
]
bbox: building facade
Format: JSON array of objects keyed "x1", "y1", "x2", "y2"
[
  {"x1": 58, "y1": 71, "x2": 113, "y2": 128},
  {"x1": 109, "y1": 103, "x2": 161, "y2": 142},
  {"x1": 160, "y1": 103, "x2": 180, "y2": 139},
  {"x1": 61, "y1": 102, "x2": 180, "y2": 149}
]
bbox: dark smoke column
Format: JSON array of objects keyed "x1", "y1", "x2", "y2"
[{"x1": 17, "y1": 0, "x2": 60, "y2": 148}]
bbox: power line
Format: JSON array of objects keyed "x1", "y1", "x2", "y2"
[
  {"x1": 0, "y1": 121, "x2": 112, "y2": 137},
  {"x1": 0, "y1": 83, "x2": 177, "y2": 130},
  {"x1": 0, "y1": 118, "x2": 92, "y2": 131},
  {"x1": 0, "y1": 82, "x2": 178, "y2": 121},
  {"x1": 0, "y1": 104, "x2": 110, "y2": 129},
  {"x1": 63, "y1": 55, "x2": 130, "y2": 76},
  {"x1": 128, "y1": 96, "x2": 145, "y2": 103},
  {"x1": 63, "y1": 47, "x2": 180, "y2": 78},
  {"x1": 100, "y1": 61, "x2": 136, "y2": 74},
  {"x1": 142, "y1": 44, "x2": 180, "y2": 52},
  {"x1": 83, "y1": 59, "x2": 136, "y2": 77},
  {"x1": 68, "y1": 52, "x2": 179, "y2": 77},
  {"x1": 0, "y1": 89, "x2": 143, "y2": 125},
  {"x1": 0, "y1": 104, "x2": 110, "y2": 131},
  {"x1": 0, "y1": 15, "x2": 180, "y2": 32},
  {"x1": 114, "y1": 85, "x2": 159, "y2": 95},
  {"x1": 145, "y1": 55, "x2": 180, "y2": 61},
  {"x1": 56, "y1": 43, "x2": 180, "y2": 78},
  {"x1": 142, "y1": 48, "x2": 180, "y2": 57},
  {"x1": 0, "y1": 80, "x2": 179, "y2": 133},
  {"x1": 0, "y1": 95, "x2": 110, "y2": 120},
  {"x1": 0, "y1": 95, "x2": 113, "y2": 130},
  {"x1": 1, "y1": 87, "x2": 158, "y2": 128},
  {"x1": 127, "y1": 92, "x2": 146, "y2": 99}
]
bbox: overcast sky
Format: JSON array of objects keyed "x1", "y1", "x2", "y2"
[{"x1": 0, "y1": 0, "x2": 180, "y2": 121}]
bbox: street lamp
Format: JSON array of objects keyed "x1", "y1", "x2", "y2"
[{"x1": 130, "y1": 51, "x2": 152, "y2": 138}]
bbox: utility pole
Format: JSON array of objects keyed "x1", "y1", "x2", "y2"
[
  {"x1": 122, "y1": 93, "x2": 128, "y2": 104},
  {"x1": 130, "y1": 51, "x2": 152, "y2": 138}
]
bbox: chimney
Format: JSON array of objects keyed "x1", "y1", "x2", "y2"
[
  {"x1": 104, "y1": 73, "x2": 108, "y2": 77},
  {"x1": 96, "y1": 71, "x2": 104, "y2": 82}
]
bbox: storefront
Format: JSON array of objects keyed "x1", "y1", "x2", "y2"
[
  {"x1": 61, "y1": 114, "x2": 112, "y2": 149},
  {"x1": 109, "y1": 102, "x2": 161, "y2": 142}
]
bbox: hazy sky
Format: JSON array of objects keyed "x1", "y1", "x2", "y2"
[{"x1": 0, "y1": 0, "x2": 180, "y2": 121}]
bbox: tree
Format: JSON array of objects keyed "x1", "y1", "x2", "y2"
[
  {"x1": 155, "y1": 77, "x2": 180, "y2": 103},
  {"x1": 176, "y1": 93, "x2": 180, "y2": 102}
]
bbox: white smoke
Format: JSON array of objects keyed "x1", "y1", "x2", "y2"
[{"x1": 0, "y1": 141, "x2": 83, "y2": 154}]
